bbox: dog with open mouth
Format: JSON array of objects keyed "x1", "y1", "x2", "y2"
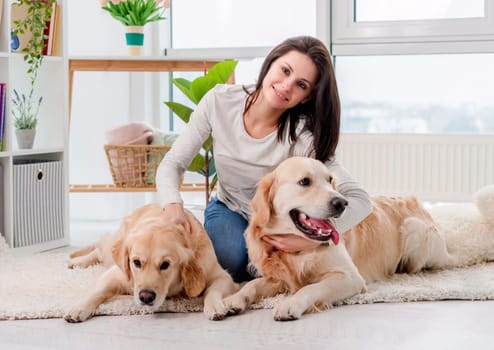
[{"x1": 221, "y1": 156, "x2": 494, "y2": 321}]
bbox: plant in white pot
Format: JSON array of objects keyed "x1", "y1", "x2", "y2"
[
  {"x1": 12, "y1": 89, "x2": 42, "y2": 149},
  {"x1": 100, "y1": 0, "x2": 167, "y2": 55}
]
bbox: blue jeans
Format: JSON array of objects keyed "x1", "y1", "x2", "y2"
[{"x1": 204, "y1": 197, "x2": 252, "y2": 282}]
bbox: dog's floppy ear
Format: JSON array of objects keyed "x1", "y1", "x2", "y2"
[
  {"x1": 112, "y1": 237, "x2": 131, "y2": 281},
  {"x1": 181, "y1": 258, "x2": 206, "y2": 298},
  {"x1": 251, "y1": 172, "x2": 275, "y2": 226}
]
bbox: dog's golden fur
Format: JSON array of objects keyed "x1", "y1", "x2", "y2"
[
  {"x1": 223, "y1": 156, "x2": 460, "y2": 320},
  {"x1": 64, "y1": 204, "x2": 238, "y2": 322}
]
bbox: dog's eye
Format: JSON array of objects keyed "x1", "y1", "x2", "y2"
[
  {"x1": 298, "y1": 177, "x2": 311, "y2": 186},
  {"x1": 328, "y1": 176, "x2": 333, "y2": 184},
  {"x1": 133, "y1": 259, "x2": 141, "y2": 268},
  {"x1": 160, "y1": 261, "x2": 170, "y2": 270}
]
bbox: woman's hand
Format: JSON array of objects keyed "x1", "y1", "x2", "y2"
[
  {"x1": 162, "y1": 203, "x2": 191, "y2": 234},
  {"x1": 262, "y1": 234, "x2": 320, "y2": 253}
]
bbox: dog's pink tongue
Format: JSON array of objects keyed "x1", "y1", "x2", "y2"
[
  {"x1": 307, "y1": 216, "x2": 340, "y2": 245},
  {"x1": 307, "y1": 217, "x2": 333, "y2": 230},
  {"x1": 331, "y1": 231, "x2": 340, "y2": 245}
]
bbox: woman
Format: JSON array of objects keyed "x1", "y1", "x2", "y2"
[{"x1": 156, "y1": 36, "x2": 372, "y2": 282}]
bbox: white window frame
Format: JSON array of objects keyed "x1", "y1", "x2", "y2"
[
  {"x1": 162, "y1": 0, "x2": 330, "y2": 60},
  {"x1": 331, "y1": 0, "x2": 494, "y2": 55}
]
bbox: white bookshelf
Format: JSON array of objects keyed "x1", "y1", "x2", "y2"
[{"x1": 0, "y1": 0, "x2": 69, "y2": 251}]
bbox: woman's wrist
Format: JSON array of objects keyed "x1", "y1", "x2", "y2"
[{"x1": 163, "y1": 202, "x2": 183, "y2": 211}]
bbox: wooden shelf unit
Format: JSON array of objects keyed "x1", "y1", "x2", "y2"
[
  {"x1": 70, "y1": 182, "x2": 206, "y2": 193},
  {"x1": 68, "y1": 57, "x2": 220, "y2": 193}
]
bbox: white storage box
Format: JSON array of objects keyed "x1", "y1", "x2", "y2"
[{"x1": 13, "y1": 160, "x2": 64, "y2": 248}]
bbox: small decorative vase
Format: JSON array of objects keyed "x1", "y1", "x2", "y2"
[
  {"x1": 125, "y1": 26, "x2": 144, "y2": 56},
  {"x1": 15, "y1": 128, "x2": 36, "y2": 149}
]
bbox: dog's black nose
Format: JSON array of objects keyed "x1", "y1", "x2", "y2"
[
  {"x1": 139, "y1": 289, "x2": 156, "y2": 305},
  {"x1": 330, "y1": 197, "x2": 348, "y2": 215}
]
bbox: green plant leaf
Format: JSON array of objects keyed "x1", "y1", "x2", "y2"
[
  {"x1": 163, "y1": 102, "x2": 193, "y2": 123},
  {"x1": 172, "y1": 78, "x2": 198, "y2": 104},
  {"x1": 208, "y1": 60, "x2": 238, "y2": 83},
  {"x1": 188, "y1": 153, "x2": 206, "y2": 173},
  {"x1": 190, "y1": 75, "x2": 219, "y2": 103},
  {"x1": 209, "y1": 175, "x2": 218, "y2": 192},
  {"x1": 202, "y1": 135, "x2": 213, "y2": 152},
  {"x1": 190, "y1": 60, "x2": 238, "y2": 102}
]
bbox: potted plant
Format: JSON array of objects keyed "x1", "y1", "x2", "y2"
[
  {"x1": 100, "y1": 0, "x2": 167, "y2": 55},
  {"x1": 11, "y1": 0, "x2": 56, "y2": 148},
  {"x1": 164, "y1": 60, "x2": 238, "y2": 203},
  {"x1": 12, "y1": 89, "x2": 43, "y2": 149}
]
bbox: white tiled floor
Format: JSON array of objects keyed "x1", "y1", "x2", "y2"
[{"x1": 1, "y1": 301, "x2": 493, "y2": 350}]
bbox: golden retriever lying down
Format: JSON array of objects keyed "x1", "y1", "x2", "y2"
[
  {"x1": 222, "y1": 156, "x2": 494, "y2": 321},
  {"x1": 64, "y1": 204, "x2": 238, "y2": 322}
]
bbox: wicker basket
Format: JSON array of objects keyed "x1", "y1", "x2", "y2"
[{"x1": 104, "y1": 144, "x2": 171, "y2": 188}]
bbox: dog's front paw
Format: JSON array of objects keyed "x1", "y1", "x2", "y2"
[
  {"x1": 203, "y1": 299, "x2": 228, "y2": 321},
  {"x1": 273, "y1": 297, "x2": 304, "y2": 321},
  {"x1": 63, "y1": 306, "x2": 95, "y2": 323},
  {"x1": 222, "y1": 293, "x2": 248, "y2": 316}
]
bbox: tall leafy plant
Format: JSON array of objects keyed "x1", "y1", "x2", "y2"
[
  {"x1": 11, "y1": 0, "x2": 56, "y2": 133},
  {"x1": 164, "y1": 60, "x2": 238, "y2": 203},
  {"x1": 12, "y1": 0, "x2": 56, "y2": 87}
]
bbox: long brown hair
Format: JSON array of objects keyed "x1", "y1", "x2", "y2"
[{"x1": 244, "y1": 36, "x2": 340, "y2": 162}]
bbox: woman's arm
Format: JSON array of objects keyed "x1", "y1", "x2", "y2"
[
  {"x1": 156, "y1": 88, "x2": 215, "y2": 207},
  {"x1": 326, "y1": 157, "x2": 372, "y2": 234},
  {"x1": 156, "y1": 89, "x2": 217, "y2": 233}
]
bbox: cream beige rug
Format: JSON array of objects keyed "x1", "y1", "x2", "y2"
[{"x1": 1, "y1": 236, "x2": 494, "y2": 320}]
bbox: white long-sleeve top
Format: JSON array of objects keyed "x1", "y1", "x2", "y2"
[{"x1": 156, "y1": 84, "x2": 371, "y2": 233}]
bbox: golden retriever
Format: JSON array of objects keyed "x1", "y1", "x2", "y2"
[
  {"x1": 222, "y1": 156, "x2": 475, "y2": 321},
  {"x1": 64, "y1": 204, "x2": 238, "y2": 322}
]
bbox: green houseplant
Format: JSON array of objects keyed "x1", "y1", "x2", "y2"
[
  {"x1": 11, "y1": 0, "x2": 56, "y2": 148},
  {"x1": 12, "y1": 88, "x2": 43, "y2": 148},
  {"x1": 12, "y1": 89, "x2": 42, "y2": 130},
  {"x1": 101, "y1": 0, "x2": 166, "y2": 26},
  {"x1": 164, "y1": 60, "x2": 238, "y2": 203},
  {"x1": 11, "y1": 0, "x2": 56, "y2": 87},
  {"x1": 101, "y1": 0, "x2": 167, "y2": 55}
]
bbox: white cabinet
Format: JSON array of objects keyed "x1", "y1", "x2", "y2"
[{"x1": 0, "y1": 0, "x2": 68, "y2": 251}]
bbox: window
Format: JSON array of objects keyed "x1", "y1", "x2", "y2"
[
  {"x1": 336, "y1": 53, "x2": 494, "y2": 134},
  {"x1": 331, "y1": 0, "x2": 494, "y2": 55},
  {"x1": 355, "y1": 0, "x2": 485, "y2": 22},
  {"x1": 331, "y1": 1, "x2": 494, "y2": 135},
  {"x1": 170, "y1": 0, "x2": 317, "y2": 49}
]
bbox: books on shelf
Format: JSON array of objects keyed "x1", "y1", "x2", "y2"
[
  {"x1": 43, "y1": 2, "x2": 60, "y2": 56},
  {"x1": 0, "y1": 83, "x2": 6, "y2": 152},
  {"x1": 0, "y1": 0, "x2": 4, "y2": 27},
  {"x1": 10, "y1": 1, "x2": 59, "y2": 56}
]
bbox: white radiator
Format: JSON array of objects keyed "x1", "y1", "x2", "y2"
[{"x1": 337, "y1": 134, "x2": 494, "y2": 202}]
